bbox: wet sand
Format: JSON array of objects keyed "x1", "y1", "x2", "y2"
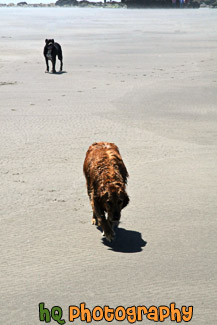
[{"x1": 0, "y1": 7, "x2": 217, "y2": 324}]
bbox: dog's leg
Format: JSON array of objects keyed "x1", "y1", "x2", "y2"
[
  {"x1": 51, "y1": 57, "x2": 56, "y2": 73},
  {"x1": 58, "y1": 46, "x2": 63, "y2": 72},
  {"x1": 92, "y1": 212, "x2": 98, "y2": 225},
  {"x1": 45, "y1": 58, "x2": 49, "y2": 73},
  {"x1": 59, "y1": 59, "x2": 63, "y2": 72},
  {"x1": 89, "y1": 190, "x2": 97, "y2": 225},
  {"x1": 91, "y1": 198, "x2": 114, "y2": 241}
]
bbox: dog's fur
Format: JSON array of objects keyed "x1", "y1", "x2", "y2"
[
  {"x1": 83, "y1": 142, "x2": 129, "y2": 241},
  {"x1": 43, "y1": 39, "x2": 63, "y2": 73}
]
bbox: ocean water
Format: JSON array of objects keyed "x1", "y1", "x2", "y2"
[{"x1": 2, "y1": 0, "x2": 54, "y2": 3}]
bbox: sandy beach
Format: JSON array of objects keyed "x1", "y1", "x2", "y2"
[{"x1": 0, "y1": 7, "x2": 217, "y2": 324}]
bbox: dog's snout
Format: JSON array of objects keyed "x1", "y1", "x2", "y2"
[{"x1": 113, "y1": 212, "x2": 120, "y2": 221}]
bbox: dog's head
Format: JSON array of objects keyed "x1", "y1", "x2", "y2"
[
  {"x1": 45, "y1": 39, "x2": 54, "y2": 47},
  {"x1": 45, "y1": 39, "x2": 54, "y2": 59},
  {"x1": 101, "y1": 184, "x2": 129, "y2": 224}
]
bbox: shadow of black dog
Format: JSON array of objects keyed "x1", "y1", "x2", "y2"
[
  {"x1": 53, "y1": 70, "x2": 67, "y2": 75},
  {"x1": 100, "y1": 227, "x2": 147, "y2": 253},
  {"x1": 46, "y1": 70, "x2": 67, "y2": 75}
]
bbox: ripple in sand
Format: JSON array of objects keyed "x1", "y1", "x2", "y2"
[{"x1": 0, "y1": 81, "x2": 17, "y2": 86}]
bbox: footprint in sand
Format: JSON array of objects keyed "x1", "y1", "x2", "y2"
[{"x1": 53, "y1": 199, "x2": 66, "y2": 203}]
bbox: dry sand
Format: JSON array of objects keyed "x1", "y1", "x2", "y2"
[{"x1": 0, "y1": 7, "x2": 217, "y2": 324}]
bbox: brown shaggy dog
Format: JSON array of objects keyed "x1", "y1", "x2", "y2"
[{"x1": 83, "y1": 142, "x2": 129, "y2": 242}]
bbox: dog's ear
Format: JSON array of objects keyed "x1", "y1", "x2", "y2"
[
  {"x1": 102, "y1": 192, "x2": 108, "y2": 201},
  {"x1": 94, "y1": 192, "x2": 107, "y2": 212},
  {"x1": 122, "y1": 193, "x2": 129, "y2": 209},
  {"x1": 45, "y1": 39, "x2": 48, "y2": 43},
  {"x1": 117, "y1": 161, "x2": 129, "y2": 185},
  {"x1": 51, "y1": 39, "x2": 54, "y2": 43}
]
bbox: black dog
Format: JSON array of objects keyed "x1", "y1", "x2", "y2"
[{"x1": 43, "y1": 39, "x2": 63, "y2": 73}]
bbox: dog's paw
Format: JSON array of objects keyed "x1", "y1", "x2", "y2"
[{"x1": 45, "y1": 70, "x2": 49, "y2": 73}]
